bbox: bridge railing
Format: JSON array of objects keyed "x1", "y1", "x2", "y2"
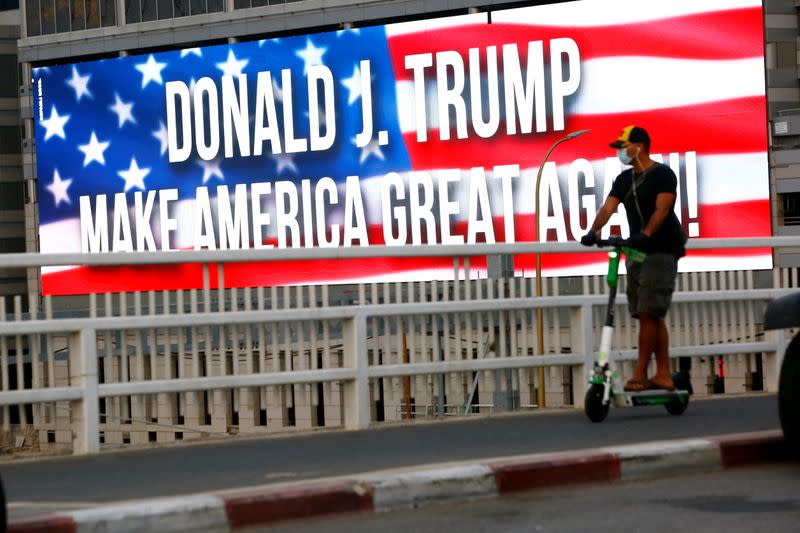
[{"x1": 0, "y1": 237, "x2": 796, "y2": 455}]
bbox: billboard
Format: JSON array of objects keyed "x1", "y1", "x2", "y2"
[{"x1": 32, "y1": 0, "x2": 769, "y2": 295}]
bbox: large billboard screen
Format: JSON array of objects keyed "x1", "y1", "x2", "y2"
[{"x1": 33, "y1": 0, "x2": 769, "y2": 295}]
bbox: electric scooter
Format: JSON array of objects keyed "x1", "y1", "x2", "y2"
[{"x1": 584, "y1": 236, "x2": 692, "y2": 423}]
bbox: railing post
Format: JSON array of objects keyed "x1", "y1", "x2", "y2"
[
  {"x1": 570, "y1": 304, "x2": 594, "y2": 406},
  {"x1": 343, "y1": 314, "x2": 369, "y2": 430},
  {"x1": 764, "y1": 328, "x2": 788, "y2": 393},
  {"x1": 69, "y1": 328, "x2": 100, "y2": 454}
]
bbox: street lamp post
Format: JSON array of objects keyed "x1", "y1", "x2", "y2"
[{"x1": 533, "y1": 129, "x2": 590, "y2": 409}]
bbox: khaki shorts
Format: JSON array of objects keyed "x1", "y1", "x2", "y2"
[{"x1": 626, "y1": 253, "x2": 678, "y2": 319}]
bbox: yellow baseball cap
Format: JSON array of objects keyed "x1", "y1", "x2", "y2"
[{"x1": 609, "y1": 125, "x2": 650, "y2": 148}]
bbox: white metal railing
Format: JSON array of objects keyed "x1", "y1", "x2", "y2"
[
  {"x1": 0, "y1": 236, "x2": 795, "y2": 267},
  {"x1": 0, "y1": 237, "x2": 796, "y2": 455}
]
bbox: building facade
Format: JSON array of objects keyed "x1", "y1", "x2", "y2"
[{"x1": 0, "y1": 1, "x2": 24, "y2": 300}]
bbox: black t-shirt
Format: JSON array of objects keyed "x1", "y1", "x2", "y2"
[{"x1": 608, "y1": 162, "x2": 686, "y2": 257}]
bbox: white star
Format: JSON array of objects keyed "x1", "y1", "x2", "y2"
[
  {"x1": 271, "y1": 153, "x2": 297, "y2": 175},
  {"x1": 257, "y1": 38, "x2": 281, "y2": 47},
  {"x1": 46, "y1": 169, "x2": 72, "y2": 207},
  {"x1": 336, "y1": 28, "x2": 360, "y2": 37},
  {"x1": 295, "y1": 38, "x2": 327, "y2": 75},
  {"x1": 118, "y1": 158, "x2": 150, "y2": 192},
  {"x1": 152, "y1": 121, "x2": 169, "y2": 156},
  {"x1": 180, "y1": 47, "x2": 202, "y2": 58},
  {"x1": 356, "y1": 137, "x2": 385, "y2": 164},
  {"x1": 78, "y1": 132, "x2": 110, "y2": 166},
  {"x1": 135, "y1": 54, "x2": 167, "y2": 88},
  {"x1": 66, "y1": 66, "x2": 92, "y2": 101},
  {"x1": 109, "y1": 93, "x2": 135, "y2": 128},
  {"x1": 196, "y1": 159, "x2": 224, "y2": 184},
  {"x1": 216, "y1": 50, "x2": 249, "y2": 78},
  {"x1": 188, "y1": 78, "x2": 197, "y2": 97},
  {"x1": 341, "y1": 64, "x2": 363, "y2": 105},
  {"x1": 39, "y1": 106, "x2": 70, "y2": 141}
]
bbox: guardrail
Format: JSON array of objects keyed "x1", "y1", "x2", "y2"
[
  {"x1": 0, "y1": 237, "x2": 795, "y2": 455},
  {"x1": 0, "y1": 236, "x2": 793, "y2": 267}
]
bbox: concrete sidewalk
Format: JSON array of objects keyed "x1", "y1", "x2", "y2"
[{"x1": 7, "y1": 429, "x2": 789, "y2": 533}]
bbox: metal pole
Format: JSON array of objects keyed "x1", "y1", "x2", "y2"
[
  {"x1": 402, "y1": 330, "x2": 411, "y2": 419},
  {"x1": 533, "y1": 130, "x2": 590, "y2": 408}
]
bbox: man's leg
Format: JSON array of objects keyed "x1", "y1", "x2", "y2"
[
  {"x1": 635, "y1": 313, "x2": 658, "y2": 380},
  {"x1": 650, "y1": 318, "x2": 675, "y2": 389},
  {"x1": 634, "y1": 254, "x2": 677, "y2": 390},
  {"x1": 624, "y1": 260, "x2": 651, "y2": 391}
]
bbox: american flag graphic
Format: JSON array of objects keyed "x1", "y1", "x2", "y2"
[{"x1": 33, "y1": 0, "x2": 770, "y2": 296}]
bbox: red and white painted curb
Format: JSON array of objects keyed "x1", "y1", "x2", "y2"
[{"x1": 8, "y1": 430, "x2": 788, "y2": 533}]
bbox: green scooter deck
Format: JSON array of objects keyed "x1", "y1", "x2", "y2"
[{"x1": 622, "y1": 389, "x2": 690, "y2": 407}]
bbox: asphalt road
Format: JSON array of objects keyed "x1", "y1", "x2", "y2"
[
  {"x1": 0, "y1": 394, "x2": 781, "y2": 520},
  {"x1": 261, "y1": 462, "x2": 800, "y2": 533}
]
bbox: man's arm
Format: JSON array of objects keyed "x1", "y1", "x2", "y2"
[
  {"x1": 642, "y1": 192, "x2": 676, "y2": 236},
  {"x1": 588, "y1": 196, "x2": 621, "y2": 233}
]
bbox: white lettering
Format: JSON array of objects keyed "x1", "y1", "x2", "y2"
[
  {"x1": 80, "y1": 195, "x2": 109, "y2": 253},
  {"x1": 404, "y1": 53, "x2": 433, "y2": 142},
  {"x1": 343, "y1": 175, "x2": 369, "y2": 246},
  {"x1": 112, "y1": 193, "x2": 133, "y2": 253},
  {"x1": 166, "y1": 81, "x2": 192, "y2": 163},
  {"x1": 382, "y1": 172, "x2": 407, "y2": 246},
  {"x1": 221, "y1": 75, "x2": 251, "y2": 158},
  {"x1": 217, "y1": 184, "x2": 250, "y2": 250},
  {"x1": 158, "y1": 188, "x2": 178, "y2": 251}
]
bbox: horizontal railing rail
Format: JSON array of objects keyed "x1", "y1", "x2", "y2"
[{"x1": 0, "y1": 236, "x2": 796, "y2": 268}]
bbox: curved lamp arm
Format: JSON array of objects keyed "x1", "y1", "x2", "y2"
[{"x1": 533, "y1": 129, "x2": 591, "y2": 243}]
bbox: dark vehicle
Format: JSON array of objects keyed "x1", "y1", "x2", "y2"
[
  {"x1": 0, "y1": 472, "x2": 5, "y2": 532},
  {"x1": 764, "y1": 293, "x2": 800, "y2": 455}
]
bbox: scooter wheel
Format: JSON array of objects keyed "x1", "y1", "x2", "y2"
[
  {"x1": 665, "y1": 371, "x2": 690, "y2": 416},
  {"x1": 585, "y1": 383, "x2": 610, "y2": 422}
]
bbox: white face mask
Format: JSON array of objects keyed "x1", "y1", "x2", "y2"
[{"x1": 617, "y1": 148, "x2": 633, "y2": 165}]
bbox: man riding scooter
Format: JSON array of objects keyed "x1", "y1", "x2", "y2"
[{"x1": 580, "y1": 126, "x2": 686, "y2": 392}]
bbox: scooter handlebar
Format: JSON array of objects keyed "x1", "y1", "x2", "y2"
[
  {"x1": 595, "y1": 236, "x2": 626, "y2": 249},
  {"x1": 593, "y1": 236, "x2": 648, "y2": 263}
]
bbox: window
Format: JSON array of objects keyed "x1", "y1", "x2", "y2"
[
  {"x1": 234, "y1": 0, "x2": 300, "y2": 9},
  {"x1": 126, "y1": 0, "x2": 221, "y2": 23},
  {"x1": 86, "y1": 0, "x2": 100, "y2": 28},
  {"x1": 783, "y1": 192, "x2": 800, "y2": 226},
  {"x1": 70, "y1": 0, "x2": 86, "y2": 31},
  {"x1": 0, "y1": 182, "x2": 23, "y2": 210},
  {"x1": 0, "y1": 239, "x2": 25, "y2": 253},
  {"x1": 25, "y1": 0, "x2": 115, "y2": 36},
  {"x1": 0, "y1": 127, "x2": 22, "y2": 154},
  {"x1": 156, "y1": 0, "x2": 171, "y2": 20},
  {"x1": 235, "y1": 0, "x2": 301, "y2": 8},
  {"x1": 0, "y1": 56, "x2": 18, "y2": 98}
]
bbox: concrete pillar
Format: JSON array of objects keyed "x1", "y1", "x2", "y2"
[
  {"x1": 570, "y1": 304, "x2": 595, "y2": 407},
  {"x1": 69, "y1": 329, "x2": 100, "y2": 454},
  {"x1": 343, "y1": 315, "x2": 369, "y2": 430}
]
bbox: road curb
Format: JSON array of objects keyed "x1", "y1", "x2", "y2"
[{"x1": 7, "y1": 430, "x2": 788, "y2": 532}]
